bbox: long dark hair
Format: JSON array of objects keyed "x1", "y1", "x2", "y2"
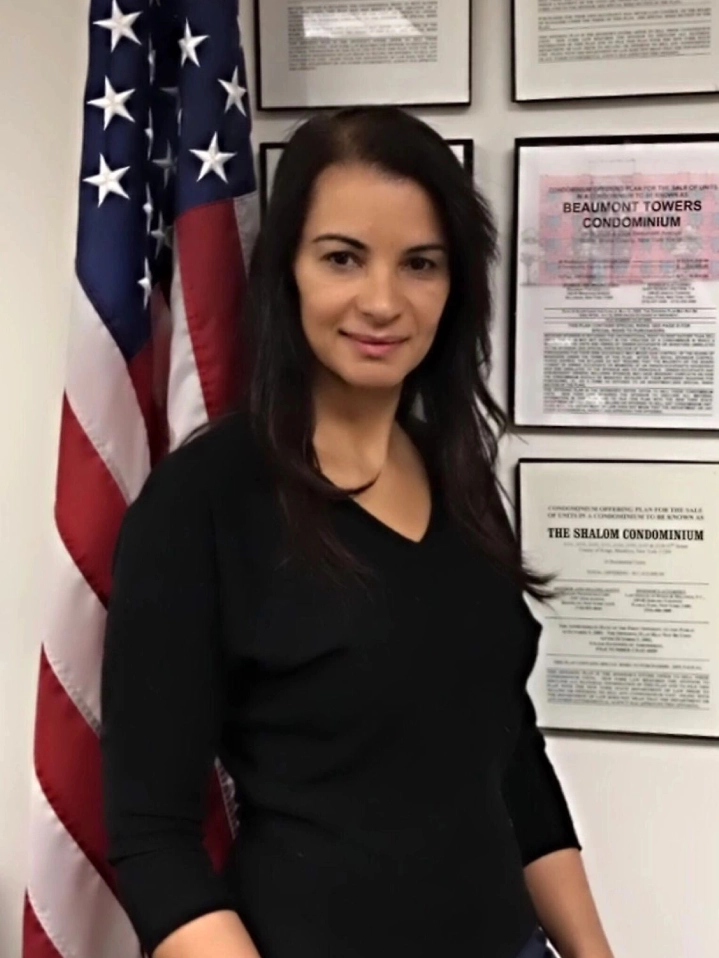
[{"x1": 239, "y1": 106, "x2": 550, "y2": 598}]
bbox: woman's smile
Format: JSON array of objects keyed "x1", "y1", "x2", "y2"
[{"x1": 339, "y1": 330, "x2": 409, "y2": 359}]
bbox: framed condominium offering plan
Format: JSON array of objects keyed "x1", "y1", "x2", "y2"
[
  {"x1": 259, "y1": 138, "x2": 474, "y2": 211},
  {"x1": 511, "y1": 135, "x2": 719, "y2": 430},
  {"x1": 254, "y1": 0, "x2": 471, "y2": 110},
  {"x1": 512, "y1": 0, "x2": 719, "y2": 102},
  {"x1": 518, "y1": 459, "x2": 719, "y2": 739}
]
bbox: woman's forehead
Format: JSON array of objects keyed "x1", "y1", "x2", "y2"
[{"x1": 303, "y1": 163, "x2": 444, "y2": 239}]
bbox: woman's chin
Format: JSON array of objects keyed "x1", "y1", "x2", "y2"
[
  {"x1": 340, "y1": 366, "x2": 406, "y2": 392},
  {"x1": 314, "y1": 357, "x2": 409, "y2": 394}
]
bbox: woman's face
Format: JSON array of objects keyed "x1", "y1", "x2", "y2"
[{"x1": 293, "y1": 162, "x2": 451, "y2": 394}]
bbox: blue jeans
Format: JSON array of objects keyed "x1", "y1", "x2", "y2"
[{"x1": 516, "y1": 926, "x2": 555, "y2": 958}]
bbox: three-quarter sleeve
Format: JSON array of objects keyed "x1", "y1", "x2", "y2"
[
  {"x1": 501, "y1": 604, "x2": 582, "y2": 867},
  {"x1": 100, "y1": 454, "x2": 234, "y2": 955},
  {"x1": 501, "y1": 690, "x2": 582, "y2": 866}
]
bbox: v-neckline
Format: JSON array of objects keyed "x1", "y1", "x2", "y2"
[
  {"x1": 327, "y1": 418, "x2": 438, "y2": 548},
  {"x1": 345, "y1": 491, "x2": 436, "y2": 547}
]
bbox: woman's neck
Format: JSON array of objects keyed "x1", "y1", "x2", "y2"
[{"x1": 311, "y1": 374, "x2": 402, "y2": 488}]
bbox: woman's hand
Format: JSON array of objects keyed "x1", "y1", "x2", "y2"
[{"x1": 523, "y1": 849, "x2": 614, "y2": 958}]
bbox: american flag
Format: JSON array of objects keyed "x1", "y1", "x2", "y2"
[{"x1": 23, "y1": 2, "x2": 257, "y2": 956}]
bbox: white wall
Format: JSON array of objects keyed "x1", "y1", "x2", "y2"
[
  {"x1": 1, "y1": 2, "x2": 86, "y2": 957},
  {"x1": 2, "y1": 2, "x2": 718, "y2": 957}
]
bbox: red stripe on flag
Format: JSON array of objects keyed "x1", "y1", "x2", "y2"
[
  {"x1": 203, "y1": 772, "x2": 234, "y2": 873},
  {"x1": 176, "y1": 201, "x2": 247, "y2": 419},
  {"x1": 127, "y1": 337, "x2": 168, "y2": 468},
  {"x1": 23, "y1": 895, "x2": 65, "y2": 958},
  {"x1": 54, "y1": 397, "x2": 128, "y2": 606},
  {"x1": 33, "y1": 649, "x2": 116, "y2": 891}
]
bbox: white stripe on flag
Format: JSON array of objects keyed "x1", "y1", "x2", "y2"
[
  {"x1": 27, "y1": 772, "x2": 142, "y2": 958},
  {"x1": 66, "y1": 278, "x2": 151, "y2": 504},
  {"x1": 233, "y1": 190, "x2": 260, "y2": 275},
  {"x1": 167, "y1": 255, "x2": 207, "y2": 451},
  {"x1": 42, "y1": 524, "x2": 108, "y2": 732}
]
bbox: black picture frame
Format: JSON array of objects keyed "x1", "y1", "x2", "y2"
[
  {"x1": 259, "y1": 137, "x2": 475, "y2": 214},
  {"x1": 511, "y1": 0, "x2": 719, "y2": 104},
  {"x1": 516, "y1": 457, "x2": 719, "y2": 742},
  {"x1": 509, "y1": 133, "x2": 719, "y2": 432},
  {"x1": 253, "y1": 0, "x2": 472, "y2": 111}
]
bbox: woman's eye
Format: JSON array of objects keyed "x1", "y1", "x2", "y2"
[
  {"x1": 324, "y1": 251, "x2": 356, "y2": 268},
  {"x1": 406, "y1": 256, "x2": 438, "y2": 272}
]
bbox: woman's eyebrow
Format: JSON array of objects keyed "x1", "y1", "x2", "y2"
[
  {"x1": 405, "y1": 243, "x2": 447, "y2": 254},
  {"x1": 312, "y1": 233, "x2": 366, "y2": 250},
  {"x1": 311, "y1": 233, "x2": 446, "y2": 254}
]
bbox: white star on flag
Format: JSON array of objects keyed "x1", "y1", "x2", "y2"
[
  {"x1": 84, "y1": 154, "x2": 130, "y2": 206},
  {"x1": 150, "y1": 213, "x2": 172, "y2": 255},
  {"x1": 148, "y1": 46, "x2": 156, "y2": 84},
  {"x1": 94, "y1": 1, "x2": 141, "y2": 52},
  {"x1": 219, "y1": 68, "x2": 247, "y2": 115},
  {"x1": 138, "y1": 258, "x2": 152, "y2": 308},
  {"x1": 152, "y1": 143, "x2": 176, "y2": 187},
  {"x1": 159, "y1": 87, "x2": 182, "y2": 128},
  {"x1": 145, "y1": 119, "x2": 154, "y2": 158},
  {"x1": 190, "y1": 133, "x2": 237, "y2": 183},
  {"x1": 143, "y1": 185, "x2": 154, "y2": 232},
  {"x1": 87, "y1": 77, "x2": 135, "y2": 129},
  {"x1": 180, "y1": 19, "x2": 208, "y2": 67}
]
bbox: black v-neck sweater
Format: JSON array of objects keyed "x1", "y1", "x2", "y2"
[{"x1": 101, "y1": 413, "x2": 581, "y2": 958}]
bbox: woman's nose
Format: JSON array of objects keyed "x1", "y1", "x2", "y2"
[{"x1": 356, "y1": 266, "x2": 403, "y2": 323}]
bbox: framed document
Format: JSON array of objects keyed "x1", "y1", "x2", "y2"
[
  {"x1": 259, "y1": 138, "x2": 474, "y2": 212},
  {"x1": 254, "y1": 0, "x2": 471, "y2": 110},
  {"x1": 511, "y1": 135, "x2": 719, "y2": 430},
  {"x1": 446, "y1": 139, "x2": 474, "y2": 179},
  {"x1": 518, "y1": 459, "x2": 719, "y2": 740},
  {"x1": 512, "y1": 0, "x2": 719, "y2": 102}
]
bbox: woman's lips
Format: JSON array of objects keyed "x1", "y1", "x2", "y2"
[{"x1": 341, "y1": 331, "x2": 407, "y2": 358}]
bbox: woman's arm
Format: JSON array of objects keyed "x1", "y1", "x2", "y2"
[
  {"x1": 153, "y1": 911, "x2": 261, "y2": 958},
  {"x1": 524, "y1": 848, "x2": 614, "y2": 958},
  {"x1": 500, "y1": 599, "x2": 615, "y2": 957},
  {"x1": 101, "y1": 449, "x2": 261, "y2": 957}
]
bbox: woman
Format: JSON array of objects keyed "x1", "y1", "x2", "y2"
[{"x1": 101, "y1": 107, "x2": 614, "y2": 958}]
